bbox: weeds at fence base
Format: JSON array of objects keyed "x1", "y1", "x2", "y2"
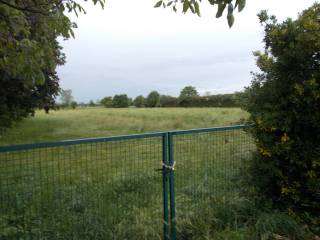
[{"x1": 176, "y1": 198, "x2": 314, "y2": 240}]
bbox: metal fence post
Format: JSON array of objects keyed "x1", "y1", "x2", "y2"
[
  {"x1": 168, "y1": 132, "x2": 177, "y2": 240},
  {"x1": 162, "y1": 133, "x2": 170, "y2": 240}
]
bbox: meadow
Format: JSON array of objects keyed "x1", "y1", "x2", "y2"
[
  {"x1": 0, "y1": 108, "x2": 311, "y2": 239},
  {"x1": 0, "y1": 107, "x2": 248, "y2": 145}
]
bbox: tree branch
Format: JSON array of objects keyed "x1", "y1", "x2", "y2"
[{"x1": 0, "y1": 0, "x2": 49, "y2": 15}]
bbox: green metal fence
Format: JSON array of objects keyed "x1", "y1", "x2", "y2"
[
  {"x1": 0, "y1": 125, "x2": 255, "y2": 240},
  {"x1": 169, "y1": 126, "x2": 255, "y2": 239}
]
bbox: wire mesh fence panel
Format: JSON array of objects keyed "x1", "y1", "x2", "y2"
[
  {"x1": 171, "y1": 127, "x2": 256, "y2": 237},
  {"x1": 0, "y1": 125, "x2": 255, "y2": 240},
  {"x1": 0, "y1": 135, "x2": 165, "y2": 240}
]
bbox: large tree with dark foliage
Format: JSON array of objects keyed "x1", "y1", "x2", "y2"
[
  {"x1": 112, "y1": 94, "x2": 129, "y2": 108},
  {"x1": 133, "y1": 95, "x2": 146, "y2": 108},
  {"x1": 146, "y1": 91, "x2": 161, "y2": 108},
  {"x1": 243, "y1": 3, "x2": 320, "y2": 228},
  {"x1": 0, "y1": 0, "x2": 104, "y2": 130}
]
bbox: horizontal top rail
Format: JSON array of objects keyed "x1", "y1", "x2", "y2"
[
  {"x1": 0, "y1": 124, "x2": 250, "y2": 153},
  {"x1": 169, "y1": 124, "x2": 250, "y2": 136},
  {"x1": 0, "y1": 132, "x2": 165, "y2": 153}
]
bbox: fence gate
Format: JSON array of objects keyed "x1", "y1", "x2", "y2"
[
  {"x1": 166, "y1": 125, "x2": 255, "y2": 239},
  {"x1": 0, "y1": 125, "x2": 254, "y2": 240}
]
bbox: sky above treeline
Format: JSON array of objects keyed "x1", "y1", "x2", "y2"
[{"x1": 57, "y1": 0, "x2": 317, "y2": 102}]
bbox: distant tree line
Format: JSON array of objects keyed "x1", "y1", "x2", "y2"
[
  {"x1": 55, "y1": 86, "x2": 242, "y2": 110},
  {"x1": 99, "y1": 86, "x2": 242, "y2": 108}
]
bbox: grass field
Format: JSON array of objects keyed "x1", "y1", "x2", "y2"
[
  {"x1": 0, "y1": 107, "x2": 248, "y2": 145},
  {"x1": 0, "y1": 108, "x2": 312, "y2": 239}
]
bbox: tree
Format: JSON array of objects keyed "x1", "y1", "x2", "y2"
[
  {"x1": 70, "y1": 101, "x2": 78, "y2": 109},
  {"x1": 133, "y1": 95, "x2": 146, "y2": 108},
  {"x1": 112, "y1": 94, "x2": 129, "y2": 108},
  {"x1": 146, "y1": 91, "x2": 160, "y2": 107},
  {"x1": 179, "y1": 86, "x2": 199, "y2": 107},
  {"x1": 1, "y1": 0, "x2": 243, "y2": 130},
  {"x1": 88, "y1": 100, "x2": 96, "y2": 107},
  {"x1": 243, "y1": 4, "x2": 320, "y2": 219},
  {"x1": 160, "y1": 95, "x2": 179, "y2": 107},
  {"x1": 0, "y1": 0, "x2": 104, "y2": 129},
  {"x1": 179, "y1": 86, "x2": 199, "y2": 99},
  {"x1": 154, "y1": 0, "x2": 246, "y2": 27},
  {"x1": 101, "y1": 96, "x2": 113, "y2": 108},
  {"x1": 59, "y1": 89, "x2": 73, "y2": 108}
]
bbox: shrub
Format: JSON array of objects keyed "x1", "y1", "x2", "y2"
[{"x1": 243, "y1": 3, "x2": 320, "y2": 221}]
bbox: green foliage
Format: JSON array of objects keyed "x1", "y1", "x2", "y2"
[
  {"x1": 102, "y1": 87, "x2": 240, "y2": 108},
  {"x1": 0, "y1": 0, "x2": 104, "y2": 129},
  {"x1": 100, "y1": 96, "x2": 113, "y2": 108},
  {"x1": 133, "y1": 95, "x2": 145, "y2": 108},
  {"x1": 112, "y1": 94, "x2": 129, "y2": 108},
  {"x1": 179, "y1": 86, "x2": 199, "y2": 99},
  {"x1": 70, "y1": 101, "x2": 78, "y2": 109},
  {"x1": 128, "y1": 97, "x2": 133, "y2": 106},
  {"x1": 254, "y1": 212, "x2": 311, "y2": 240},
  {"x1": 146, "y1": 91, "x2": 160, "y2": 108},
  {"x1": 88, "y1": 100, "x2": 96, "y2": 107},
  {"x1": 204, "y1": 93, "x2": 241, "y2": 107},
  {"x1": 0, "y1": 0, "x2": 104, "y2": 85},
  {"x1": 59, "y1": 89, "x2": 74, "y2": 108},
  {"x1": 178, "y1": 86, "x2": 199, "y2": 107},
  {"x1": 160, "y1": 95, "x2": 178, "y2": 107},
  {"x1": 154, "y1": 0, "x2": 246, "y2": 27},
  {"x1": 0, "y1": 71, "x2": 59, "y2": 129},
  {"x1": 243, "y1": 3, "x2": 320, "y2": 222}
]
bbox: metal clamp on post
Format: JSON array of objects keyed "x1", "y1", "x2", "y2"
[
  {"x1": 163, "y1": 161, "x2": 175, "y2": 171},
  {"x1": 155, "y1": 162, "x2": 176, "y2": 172}
]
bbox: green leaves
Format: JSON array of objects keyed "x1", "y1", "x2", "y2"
[
  {"x1": 244, "y1": 3, "x2": 320, "y2": 215},
  {"x1": 154, "y1": 0, "x2": 244, "y2": 27},
  {"x1": 216, "y1": 3, "x2": 226, "y2": 18},
  {"x1": 227, "y1": 3, "x2": 235, "y2": 27},
  {"x1": 183, "y1": 0, "x2": 189, "y2": 13},
  {"x1": 154, "y1": 1, "x2": 163, "y2": 8},
  {"x1": 194, "y1": 2, "x2": 200, "y2": 17},
  {"x1": 235, "y1": 0, "x2": 246, "y2": 12},
  {"x1": 238, "y1": 0, "x2": 246, "y2": 12},
  {"x1": 228, "y1": 3, "x2": 234, "y2": 15},
  {"x1": 0, "y1": 0, "x2": 105, "y2": 129},
  {"x1": 227, "y1": 14, "x2": 235, "y2": 28}
]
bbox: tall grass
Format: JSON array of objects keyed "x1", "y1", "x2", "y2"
[
  {"x1": 1, "y1": 128, "x2": 257, "y2": 239},
  {"x1": 0, "y1": 109, "x2": 313, "y2": 239},
  {"x1": 0, "y1": 107, "x2": 248, "y2": 145}
]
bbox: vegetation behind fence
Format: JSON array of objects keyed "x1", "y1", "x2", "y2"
[{"x1": 0, "y1": 125, "x2": 255, "y2": 239}]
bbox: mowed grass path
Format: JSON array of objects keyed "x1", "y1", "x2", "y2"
[{"x1": 0, "y1": 107, "x2": 248, "y2": 145}]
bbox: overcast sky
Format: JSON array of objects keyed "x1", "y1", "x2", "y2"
[{"x1": 57, "y1": 0, "x2": 317, "y2": 102}]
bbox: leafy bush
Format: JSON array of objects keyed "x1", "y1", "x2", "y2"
[{"x1": 243, "y1": 3, "x2": 320, "y2": 225}]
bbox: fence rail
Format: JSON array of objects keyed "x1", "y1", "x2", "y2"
[{"x1": 0, "y1": 125, "x2": 255, "y2": 240}]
